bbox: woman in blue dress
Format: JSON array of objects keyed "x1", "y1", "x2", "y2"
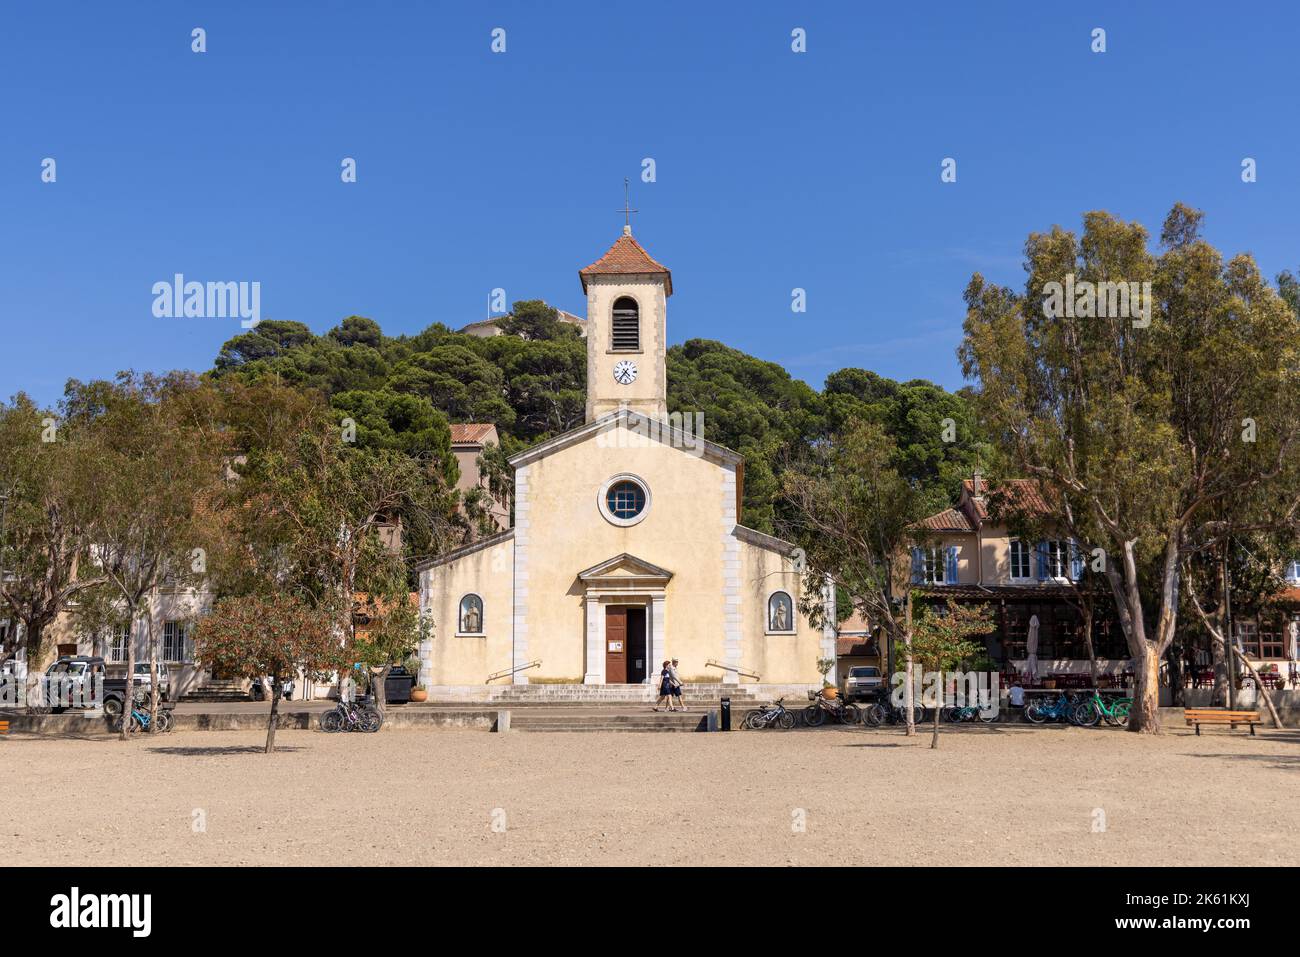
[{"x1": 652, "y1": 660, "x2": 675, "y2": 712}]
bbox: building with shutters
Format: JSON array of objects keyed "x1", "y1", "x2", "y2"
[{"x1": 907, "y1": 476, "x2": 1131, "y2": 684}]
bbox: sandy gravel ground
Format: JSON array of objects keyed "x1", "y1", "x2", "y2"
[{"x1": 2, "y1": 724, "x2": 1294, "y2": 866}]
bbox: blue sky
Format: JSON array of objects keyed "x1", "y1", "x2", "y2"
[{"x1": 3, "y1": 1, "x2": 1298, "y2": 405}]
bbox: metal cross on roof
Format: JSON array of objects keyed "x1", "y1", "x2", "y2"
[{"x1": 617, "y1": 177, "x2": 638, "y2": 231}]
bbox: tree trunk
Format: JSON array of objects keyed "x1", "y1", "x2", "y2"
[
  {"x1": 1081, "y1": 605, "x2": 1099, "y2": 687},
  {"x1": 265, "y1": 681, "x2": 282, "y2": 754},
  {"x1": 372, "y1": 663, "x2": 390, "y2": 717},
  {"x1": 930, "y1": 690, "x2": 941, "y2": 749},
  {"x1": 119, "y1": 608, "x2": 137, "y2": 740},
  {"x1": 1127, "y1": 645, "x2": 1161, "y2": 734},
  {"x1": 1229, "y1": 647, "x2": 1284, "y2": 729},
  {"x1": 147, "y1": 613, "x2": 159, "y2": 729},
  {"x1": 21, "y1": 616, "x2": 49, "y2": 713},
  {"x1": 1210, "y1": 632, "x2": 1229, "y2": 706},
  {"x1": 903, "y1": 593, "x2": 915, "y2": 736}
]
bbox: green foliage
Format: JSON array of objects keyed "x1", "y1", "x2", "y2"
[
  {"x1": 960, "y1": 203, "x2": 1300, "y2": 731},
  {"x1": 823, "y1": 369, "x2": 989, "y2": 514},
  {"x1": 211, "y1": 308, "x2": 982, "y2": 533},
  {"x1": 497, "y1": 299, "x2": 582, "y2": 341},
  {"x1": 667, "y1": 339, "x2": 824, "y2": 530},
  {"x1": 909, "y1": 599, "x2": 996, "y2": 674},
  {"x1": 194, "y1": 593, "x2": 344, "y2": 682},
  {"x1": 330, "y1": 389, "x2": 454, "y2": 469},
  {"x1": 779, "y1": 420, "x2": 929, "y2": 641}
]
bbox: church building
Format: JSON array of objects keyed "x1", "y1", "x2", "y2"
[{"x1": 417, "y1": 226, "x2": 832, "y2": 692}]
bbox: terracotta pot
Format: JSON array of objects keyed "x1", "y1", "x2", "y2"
[{"x1": 410, "y1": 688, "x2": 428, "y2": 703}]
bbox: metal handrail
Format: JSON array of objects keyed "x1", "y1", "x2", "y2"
[
  {"x1": 705, "y1": 659, "x2": 760, "y2": 681},
  {"x1": 486, "y1": 659, "x2": 541, "y2": 683}
]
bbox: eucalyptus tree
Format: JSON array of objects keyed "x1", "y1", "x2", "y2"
[
  {"x1": 960, "y1": 204, "x2": 1300, "y2": 732},
  {"x1": 779, "y1": 421, "x2": 931, "y2": 734},
  {"x1": 0, "y1": 394, "x2": 104, "y2": 707},
  {"x1": 68, "y1": 373, "x2": 223, "y2": 737}
]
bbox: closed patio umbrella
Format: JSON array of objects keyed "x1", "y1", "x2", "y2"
[{"x1": 1026, "y1": 614, "x2": 1040, "y2": 680}]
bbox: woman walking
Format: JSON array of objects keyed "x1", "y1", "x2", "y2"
[{"x1": 653, "y1": 660, "x2": 675, "y2": 711}]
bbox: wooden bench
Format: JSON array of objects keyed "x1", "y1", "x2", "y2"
[{"x1": 1184, "y1": 708, "x2": 1261, "y2": 736}]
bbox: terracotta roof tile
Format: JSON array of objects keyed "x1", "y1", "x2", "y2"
[
  {"x1": 918, "y1": 507, "x2": 974, "y2": 532},
  {"x1": 1266, "y1": 586, "x2": 1300, "y2": 606},
  {"x1": 974, "y1": 479, "x2": 1053, "y2": 518},
  {"x1": 579, "y1": 233, "x2": 673, "y2": 296},
  {"x1": 449, "y1": 423, "x2": 496, "y2": 445},
  {"x1": 837, "y1": 635, "x2": 879, "y2": 657}
]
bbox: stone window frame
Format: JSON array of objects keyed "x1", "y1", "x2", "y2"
[{"x1": 598, "y1": 473, "x2": 651, "y2": 527}]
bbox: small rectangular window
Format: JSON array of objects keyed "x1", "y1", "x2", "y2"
[
  {"x1": 1009, "y1": 540, "x2": 1030, "y2": 580},
  {"x1": 163, "y1": 621, "x2": 187, "y2": 662},
  {"x1": 923, "y1": 547, "x2": 945, "y2": 585},
  {"x1": 108, "y1": 624, "x2": 128, "y2": 663}
]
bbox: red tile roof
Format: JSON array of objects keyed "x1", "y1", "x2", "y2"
[
  {"x1": 837, "y1": 635, "x2": 879, "y2": 657},
  {"x1": 449, "y1": 423, "x2": 497, "y2": 445},
  {"x1": 579, "y1": 233, "x2": 673, "y2": 296},
  {"x1": 1266, "y1": 587, "x2": 1300, "y2": 606},
  {"x1": 974, "y1": 479, "x2": 1053, "y2": 519},
  {"x1": 918, "y1": 507, "x2": 975, "y2": 532}
]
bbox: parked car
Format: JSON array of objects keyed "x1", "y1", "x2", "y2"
[
  {"x1": 842, "y1": 665, "x2": 884, "y2": 701},
  {"x1": 130, "y1": 662, "x2": 172, "y2": 702},
  {"x1": 39, "y1": 656, "x2": 165, "y2": 715}
]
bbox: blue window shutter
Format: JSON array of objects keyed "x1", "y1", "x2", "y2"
[
  {"x1": 1069, "y1": 539, "x2": 1083, "y2": 581},
  {"x1": 910, "y1": 548, "x2": 923, "y2": 584},
  {"x1": 946, "y1": 546, "x2": 958, "y2": 583},
  {"x1": 1036, "y1": 541, "x2": 1049, "y2": 580}
]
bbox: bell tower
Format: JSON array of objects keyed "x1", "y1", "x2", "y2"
[{"x1": 578, "y1": 225, "x2": 673, "y2": 422}]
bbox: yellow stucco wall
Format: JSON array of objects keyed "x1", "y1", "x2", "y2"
[
  {"x1": 517, "y1": 422, "x2": 727, "y2": 682},
  {"x1": 738, "y1": 540, "x2": 823, "y2": 683},
  {"x1": 421, "y1": 535, "x2": 515, "y2": 685},
  {"x1": 585, "y1": 276, "x2": 667, "y2": 421},
  {"x1": 420, "y1": 417, "x2": 822, "y2": 686}
]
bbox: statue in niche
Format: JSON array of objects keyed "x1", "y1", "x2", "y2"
[
  {"x1": 770, "y1": 593, "x2": 792, "y2": 632},
  {"x1": 461, "y1": 597, "x2": 482, "y2": 633}
]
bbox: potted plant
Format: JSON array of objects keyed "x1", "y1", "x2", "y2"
[
  {"x1": 410, "y1": 684, "x2": 428, "y2": 703},
  {"x1": 816, "y1": 657, "x2": 837, "y2": 698}
]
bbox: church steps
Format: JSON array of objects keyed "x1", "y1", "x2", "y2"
[{"x1": 511, "y1": 713, "x2": 708, "y2": 732}]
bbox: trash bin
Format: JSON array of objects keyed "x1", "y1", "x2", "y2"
[
  {"x1": 720, "y1": 696, "x2": 731, "y2": 732},
  {"x1": 384, "y1": 666, "x2": 416, "y2": 705}
]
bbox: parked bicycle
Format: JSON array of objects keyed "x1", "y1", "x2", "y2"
[
  {"x1": 1070, "y1": 690, "x2": 1132, "y2": 728},
  {"x1": 803, "y1": 690, "x2": 861, "y2": 727},
  {"x1": 861, "y1": 695, "x2": 924, "y2": 727},
  {"x1": 743, "y1": 698, "x2": 795, "y2": 730},
  {"x1": 319, "y1": 698, "x2": 381, "y2": 733},
  {"x1": 941, "y1": 701, "x2": 997, "y2": 723},
  {"x1": 113, "y1": 693, "x2": 174, "y2": 734},
  {"x1": 1025, "y1": 691, "x2": 1085, "y2": 725}
]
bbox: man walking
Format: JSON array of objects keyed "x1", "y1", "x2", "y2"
[{"x1": 668, "y1": 658, "x2": 687, "y2": 712}]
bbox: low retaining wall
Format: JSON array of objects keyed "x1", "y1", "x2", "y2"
[{"x1": 2, "y1": 708, "x2": 507, "y2": 736}]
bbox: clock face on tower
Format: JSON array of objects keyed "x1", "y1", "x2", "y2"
[{"x1": 613, "y1": 359, "x2": 638, "y2": 385}]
